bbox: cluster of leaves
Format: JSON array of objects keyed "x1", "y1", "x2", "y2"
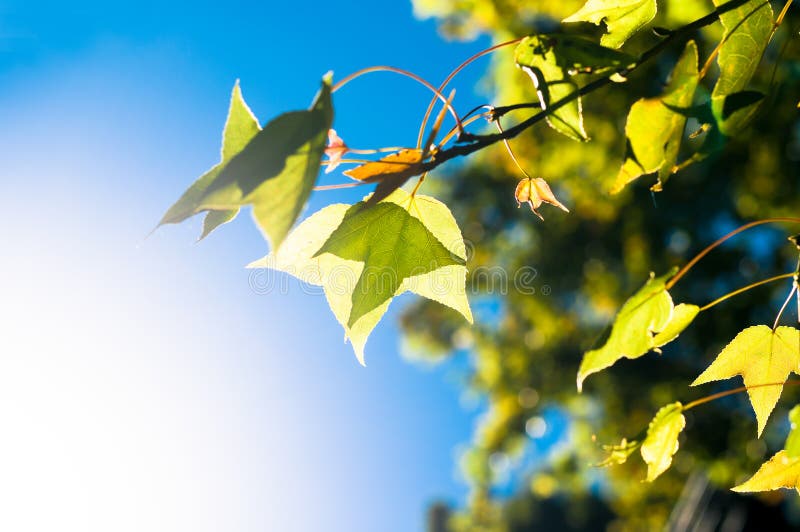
[{"x1": 157, "y1": 0, "x2": 800, "y2": 529}]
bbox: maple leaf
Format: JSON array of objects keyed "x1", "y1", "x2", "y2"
[
  {"x1": 692, "y1": 325, "x2": 800, "y2": 436},
  {"x1": 248, "y1": 188, "x2": 471, "y2": 364},
  {"x1": 158, "y1": 81, "x2": 260, "y2": 240},
  {"x1": 315, "y1": 191, "x2": 464, "y2": 326},
  {"x1": 732, "y1": 450, "x2": 800, "y2": 494}
]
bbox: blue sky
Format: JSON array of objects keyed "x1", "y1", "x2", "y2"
[{"x1": 0, "y1": 2, "x2": 500, "y2": 531}]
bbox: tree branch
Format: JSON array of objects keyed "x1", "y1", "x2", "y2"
[{"x1": 420, "y1": 0, "x2": 753, "y2": 174}]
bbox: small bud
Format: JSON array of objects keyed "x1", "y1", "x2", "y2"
[{"x1": 324, "y1": 129, "x2": 349, "y2": 174}]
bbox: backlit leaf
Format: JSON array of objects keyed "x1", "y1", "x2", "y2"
[
  {"x1": 692, "y1": 325, "x2": 800, "y2": 436},
  {"x1": 516, "y1": 35, "x2": 631, "y2": 141},
  {"x1": 563, "y1": 0, "x2": 657, "y2": 49},
  {"x1": 786, "y1": 405, "x2": 800, "y2": 457},
  {"x1": 709, "y1": 0, "x2": 772, "y2": 137},
  {"x1": 641, "y1": 402, "x2": 685, "y2": 482},
  {"x1": 612, "y1": 41, "x2": 699, "y2": 193},
  {"x1": 197, "y1": 74, "x2": 334, "y2": 250},
  {"x1": 577, "y1": 268, "x2": 699, "y2": 391},
  {"x1": 248, "y1": 189, "x2": 471, "y2": 364},
  {"x1": 652, "y1": 303, "x2": 700, "y2": 346},
  {"x1": 315, "y1": 189, "x2": 466, "y2": 327},
  {"x1": 712, "y1": 0, "x2": 773, "y2": 98},
  {"x1": 711, "y1": 90, "x2": 765, "y2": 137},
  {"x1": 732, "y1": 450, "x2": 800, "y2": 494},
  {"x1": 158, "y1": 81, "x2": 260, "y2": 239}
]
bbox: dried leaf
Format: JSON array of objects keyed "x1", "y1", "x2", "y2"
[{"x1": 514, "y1": 177, "x2": 569, "y2": 220}]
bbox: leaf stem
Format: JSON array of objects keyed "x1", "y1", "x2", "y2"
[
  {"x1": 773, "y1": 0, "x2": 795, "y2": 35},
  {"x1": 666, "y1": 218, "x2": 800, "y2": 290},
  {"x1": 493, "y1": 111, "x2": 532, "y2": 179},
  {"x1": 698, "y1": 272, "x2": 796, "y2": 312},
  {"x1": 773, "y1": 283, "x2": 798, "y2": 330},
  {"x1": 683, "y1": 380, "x2": 800, "y2": 411},
  {"x1": 332, "y1": 66, "x2": 464, "y2": 136}
]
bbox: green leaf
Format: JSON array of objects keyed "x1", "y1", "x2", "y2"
[
  {"x1": 692, "y1": 325, "x2": 800, "y2": 436},
  {"x1": 712, "y1": 0, "x2": 773, "y2": 98},
  {"x1": 514, "y1": 35, "x2": 633, "y2": 141},
  {"x1": 732, "y1": 450, "x2": 800, "y2": 494},
  {"x1": 514, "y1": 37, "x2": 585, "y2": 141},
  {"x1": 711, "y1": 90, "x2": 765, "y2": 137},
  {"x1": 707, "y1": 0, "x2": 772, "y2": 137},
  {"x1": 653, "y1": 303, "x2": 701, "y2": 346},
  {"x1": 612, "y1": 41, "x2": 700, "y2": 193},
  {"x1": 785, "y1": 405, "x2": 800, "y2": 457},
  {"x1": 577, "y1": 268, "x2": 699, "y2": 391},
  {"x1": 641, "y1": 402, "x2": 686, "y2": 482},
  {"x1": 158, "y1": 81, "x2": 260, "y2": 239},
  {"x1": 595, "y1": 438, "x2": 641, "y2": 467},
  {"x1": 197, "y1": 74, "x2": 334, "y2": 250},
  {"x1": 248, "y1": 188, "x2": 472, "y2": 365},
  {"x1": 200, "y1": 209, "x2": 239, "y2": 240},
  {"x1": 563, "y1": 0, "x2": 657, "y2": 49},
  {"x1": 315, "y1": 190, "x2": 466, "y2": 327}
]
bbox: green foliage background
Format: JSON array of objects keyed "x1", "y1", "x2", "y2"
[{"x1": 403, "y1": 0, "x2": 800, "y2": 529}]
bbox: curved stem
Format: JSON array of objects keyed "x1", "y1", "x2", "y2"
[
  {"x1": 666, "y1": 218, "x2": 800, "y2": 290},
  {"x1": 416, "y1": 37, "x2": 524, "y2": 149},
  {"x1": 437, "y1": 112, "x2": 491, "y2": 147},
  {"x1": 494, "y1": 112, "x2": 532, "y2": 179},
  {"x1": 332, "y1": 66, "x2": 464, "y2": 136},
  {"x1": 698, "y1": 272, "x2": 797, "y2": 312},
  {"x1": 313, "y1": 182, "x2": 367, "y2": 191},
  {"x1": 683, "y1": 380, "x2": 800, "y2": 411},
  {"x1": 773, "y1": 284, "x2": 798, "y2": 330}
]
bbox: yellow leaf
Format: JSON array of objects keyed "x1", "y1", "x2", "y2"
[
  {"x1": 732, "y1": 450, "x2": 800, "y2": 494},
  {"x1": 577, "y1": 269, "x2": 699, "y2": 391},
  {"x1": 641, "y1": 402, "x2": 685, "y2": 482},
  {"x1": 692, "y1": 325, "x2": 800, "y2": 436}
]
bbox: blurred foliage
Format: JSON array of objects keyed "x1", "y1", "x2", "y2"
[{"x1": 405, "y1": 0, "x2": 800, "y2": 529}]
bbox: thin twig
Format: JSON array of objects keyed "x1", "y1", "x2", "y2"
[
  {"x1": 666, "y1": 218, "x2": 800, "y2": 290},
  {"x1": 698, "y1": 272, "x2": 796, "y2": 312},
  {"x1": 332, "y1": 65, "x2": 464, "y2": 136}
]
